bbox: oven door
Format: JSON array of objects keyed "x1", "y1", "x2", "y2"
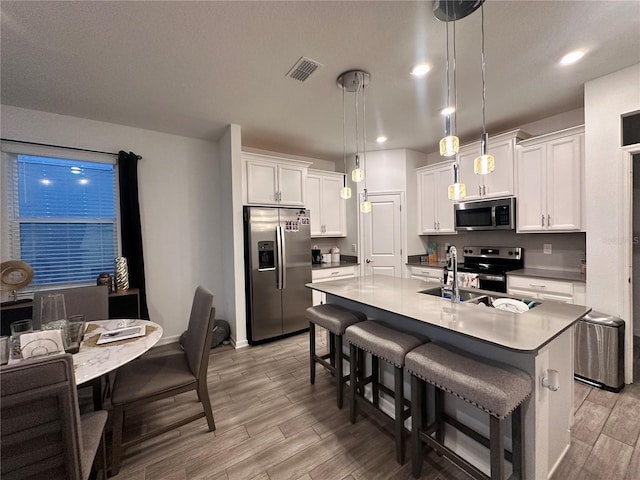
[{"x1": 477, "y1": 273, "x2": 507, "y2": 293}]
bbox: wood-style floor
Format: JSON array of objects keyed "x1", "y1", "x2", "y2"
[{"x1": 107, "y1": 332, "x2": 640, "y2": 480}]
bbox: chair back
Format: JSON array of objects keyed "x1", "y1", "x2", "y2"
[
  {"x1": 33, "y1": 286, "x2": 109, "y2": 329},
  {"x1": 184, "y1": 285, "x2": 215, "y2": 380},
  {"x1": 1, "y1": 354, "x2": 84, "y2": 480}
]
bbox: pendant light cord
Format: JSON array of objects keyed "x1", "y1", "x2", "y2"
[
  {"x1": 361, "y1": 72, "x2": 368, "y2": 200},
  {"x1": 481, "y1": 1, "x2": 487, "y2": 136},
  {"x1": 453, "y1": 18, "x2": 457, "y2": 141},
  {"x1": 354, "y1": 76, "x2": 360, "y2": 167},
  {"x1": 342, "y1": 85, "x2": 347, "y2": 187},
  {"x1": 444, "y1": 2, "x2": 451, "y2": 135}
]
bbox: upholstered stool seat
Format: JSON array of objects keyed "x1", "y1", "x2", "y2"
[
  {"x1": 406, "y1": 342, "x2": 533, "y2": 480},
  {"x1": 305, "y1": 304, "x2": 367, "y2": 409},
  {"x1": 344, "y1": 320, "x2": 427, "y2": 465}
]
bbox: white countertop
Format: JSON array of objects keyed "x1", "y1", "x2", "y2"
[
  {"x1": 507, "y1": 268, "x2": 586, "y2": 283},
  {"x1": 306, "y1": 275, "x2": 591, "y2": 352}
]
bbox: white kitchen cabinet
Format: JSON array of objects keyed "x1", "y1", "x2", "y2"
[
  {"x1": 457, "y1": 130, "x2": 528, "y2": 201},
  {"x1": 311, "y1": 265, "x2": 358, "y2": 305},
  {"x1": 507, "y1": 275, "x2": 585, "y2": 304},
  {"x1": 416, "y1": 161, "x2": 456, "y2": 234},
  {"x1": 306, "y1": 170, "x2": 346, "y2": 237},
  {"x1": 244, "y1": 152, "x2": 311, "y2": 207},
  {"x1": 406, "y1": 265, "x2": 444, "y2": 286},
  {"x1": 515, "y1": 126, "x2": 584, "y2": 232}
]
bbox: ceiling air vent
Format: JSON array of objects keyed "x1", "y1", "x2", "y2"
[{"x1": 286, "y1": 56, "x2": 323, "y2": 82}]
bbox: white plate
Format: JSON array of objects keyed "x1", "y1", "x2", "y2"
[{"x1": 492, "y1": 298, "x2": 529, "y2": 314}]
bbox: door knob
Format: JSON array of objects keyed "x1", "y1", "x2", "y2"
[{"x1": 366, "y1": 259, "x2": 374, "y2": 263}]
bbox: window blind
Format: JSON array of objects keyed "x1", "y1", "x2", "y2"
[{"x1": 1, "y1": 152, "x2": 119, "y2": 287}]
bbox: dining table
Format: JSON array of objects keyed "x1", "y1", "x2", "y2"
[{"x1": 74, "y1": 319, "x2": 163, "y2": 386}]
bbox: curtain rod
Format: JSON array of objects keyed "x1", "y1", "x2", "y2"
[{"x1": 0, "y1": 138, "x2": 142, "y2": 160}]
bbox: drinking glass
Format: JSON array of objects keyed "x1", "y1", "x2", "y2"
[
  {"x1": 9, "y1": 319, "x2": 33, "y2": 358},
  {"x1": 41, "y1": 293, "x2": 69, "y2": 347}
]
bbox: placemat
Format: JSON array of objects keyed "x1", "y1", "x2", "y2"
[{"x1": 83, "y1": 324, "x2": 157, "y2": 348}]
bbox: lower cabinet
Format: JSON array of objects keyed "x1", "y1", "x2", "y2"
[
  {"x1": 311, "y1": 265, "x2": 358, "y2": 305},
  {"x1": 507, "y1": 275, "x2": 586, "y2": 305},
  {"x1": 406, "y1": 265, "x2": 444, "y2": 287}
]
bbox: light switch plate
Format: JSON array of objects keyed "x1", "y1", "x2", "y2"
[{"x1": 543, "y1": 244, "x2": 552, "y2": 254}]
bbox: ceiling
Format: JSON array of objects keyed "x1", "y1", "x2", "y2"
[{"x1": 1, "y1": 1, "x2": 639, "y2": 161}]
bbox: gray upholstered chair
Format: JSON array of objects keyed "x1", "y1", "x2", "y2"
[
  {"x1": 33, "y1": 285, "x2": 109, "y2": 329},
  {"x1": 0, "y1": 353, "x2": 108, "y2": 480},
  {"x1": 109, "y1": 285, "x2": 217, "y2": 475}
]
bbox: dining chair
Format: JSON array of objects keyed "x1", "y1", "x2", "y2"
[
  {"x1": 33, "y1": 285, "x2": 109, "y2": 329},
  {"x1": 109, "y1": 285, "x2": 217, "y2": 475},
  {"x1": 0, "y1": 353, "x2": 108, "y2": 480}
]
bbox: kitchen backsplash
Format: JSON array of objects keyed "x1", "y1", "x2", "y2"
[{"x1": 418, "y1": 231, "x2": 586, "y2": 272}]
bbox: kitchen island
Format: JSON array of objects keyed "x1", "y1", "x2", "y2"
[{"x1": 306, "y1": 275, "x2": 591, "y2": 480}]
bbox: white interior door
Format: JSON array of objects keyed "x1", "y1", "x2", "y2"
[{"x1": 362, "y1": 193, "x2": 403, "y2": 277}]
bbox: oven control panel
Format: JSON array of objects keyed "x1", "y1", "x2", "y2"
[{"x1": 463, "y1": 246, "x2": 522, "y2": 260}]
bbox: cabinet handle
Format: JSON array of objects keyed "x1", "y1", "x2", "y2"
[
  {"x1": 483, "y1": 185, "x2": 486, "y2": 195},
  {"x1": 547, "y1": 214, "x2": 551, "y2": 226},
  {"x1": 479, "y1": 185, "x2": 482, "y2": 195},
  {"x1": 437, "y1": 221, "x2": 440, "y2": 230},
  {"x1": 541, "y1": 214, "x2": 545, "y2": 227},
  {"x1": 434, "y1": 221, "x2": 437, "y2": 230},
  {"x1": 529, "y1": 284, "x2": 547, "y2": 288},
  {"x1": 331, "y1": 271, "x2": 339, "y2": 275}
]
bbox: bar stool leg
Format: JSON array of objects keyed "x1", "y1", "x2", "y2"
[
  {"x1": 512, "y1": 406, "x2": 524, "y2": 479},
  {"x1": 489, "y1": 415, "x2": 505, "y2": 480},
  {"x1": 335, "y1": 333, "x2": 344, "y2": 409},
  {"x1": 394, "y1": 365, "x2": 405, "y2": 464},
  {"x1": 349, "y1": 343, "x2": 358, "y2": 424},
  {"x1": 309, "y1": 322, "x2": 316, "y2": 385},
  {"x1": 435, "y1": 387, "x2": 445, "y2": 444},
  {"x1": 329, "y1": 332, "x2": 336, "y2": 369},
  {"x1": 372, "y1": 355, "x2": 380, "y2": 408},
  {"x1": 410, "y1": 375, "x2": 424, "y2": 479}
]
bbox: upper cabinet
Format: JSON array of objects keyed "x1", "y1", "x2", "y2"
[
  {"x1": 457, "y1": 130, "x2": 529, "y2": 201},
  {"x1": 244, "y1": 152, "x2": 311, "y2": 207},
  {"x1": 515, "y1": 126, "x2": 584, "y2": 233},
  {"x1": 416, "y1": 161, "x2": 456, "y2": 234},
  {"x1": 306, "y1": 170, "x2": 347, "y2": 237}
]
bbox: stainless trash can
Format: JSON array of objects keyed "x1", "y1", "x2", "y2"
[{"x1": 574, "y1": 311, "x2": 625, "y2": 392}]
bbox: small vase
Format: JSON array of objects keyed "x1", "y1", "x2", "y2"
[{"x1": 115, "y1": 257, "x2": 129, "y2": 292}]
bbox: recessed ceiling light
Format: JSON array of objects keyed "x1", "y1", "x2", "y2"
[
  {"x1": 40, "y1": 178, "x2": 51, "y2": 185},
  {"x1": 410, "y1": 64, "x2": 431, "y2": 77},
  {"x1": 440, "y1": 106, "x2": 455, "y2": 116},
  {"x1": 560, "y1": 50, "x2": 585, "y2": 65},
  {"x1": 79, "y1": 178, "x2": 90, "y2": 185},
  {"x1": 376, "y1": 135, "x2": 388, "y2": 143},
  {"x1": 70, "y1": 166, "x2": 82, "y2": 174}
]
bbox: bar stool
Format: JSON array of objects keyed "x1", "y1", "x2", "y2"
[
  {"x1": 344, "y1": 320, "x2": 427, "y2": 464},
  {"x1": 405, "y1": 342, "x2": 533, "y2": 480},
  {"x1": 305, "y1": 304, "x2": 366, "y2": 409}
]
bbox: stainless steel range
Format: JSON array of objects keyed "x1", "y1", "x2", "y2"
[{"x1": 455, "y1": 246, "x2": 524, "y2": 293}]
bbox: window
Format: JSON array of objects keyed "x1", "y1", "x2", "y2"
[{"x1": 2, "y1": 148, "x2": 119, "y2": 288}]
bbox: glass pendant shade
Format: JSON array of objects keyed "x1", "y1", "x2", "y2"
[
  {"x1": 360, "y1": 200, "x2": 372, "y2": 213},
  {"x1": 448, "y1": 182, "x2": 466, "y2": 200},
  {"x1": 352, "y1": 168, "x2": 365, "y2": 182},
  {"x1": 474, "y1": 133, "x2": 495, "y2": 174},
  {"x1": 439, "y1": 135, "x2": 460, "y2": 157},
  {"x1": 340, "y1": 186, "x2": 352, "y2": 199}
]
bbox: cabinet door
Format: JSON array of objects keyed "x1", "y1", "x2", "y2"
[
  {"x1": 516, "y1": 144, "x2": 546, "y2": 232},
  {"x1": 320, "y1": 174, "x2": 346, "y2": 236},
  {"x1": 278, "y1": 164, "x2": 306, "y2": 206},
  {"x1": 546, "y1": 135, "x2": 582, "y2": 231},
  {"x1": 246, "y1": 160, "x2": 278, "y2": 205},
  {"x1": 306, "y1": 174, "x2": 322, "y2": 236},
  {"x1": 417, "y1": 170, "x2": 437, "y2": 234},
  {"x1": 483, "y1": 138, "x2": 515, "y2": 198},
  {"x1": 435, "y1": 166, "x2": 456, "y2": 233},
  {"x1": 457, "y1": 145, "x2": 483, "y2": 200}
]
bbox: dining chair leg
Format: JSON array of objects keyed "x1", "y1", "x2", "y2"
[
  {"x1": 94, "y1": 430, "x2": 107, "y2": 479},
  {"x1": 110, "y1": 406, "x2": 124, "y2": 476},
  {"x1": 198, "y1": 381, "x2": 216, "y2": 431}
]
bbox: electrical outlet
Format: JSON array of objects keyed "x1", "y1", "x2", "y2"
[
  {"x1": 543, "y1": 244, "x2": 552, "y2": 254},
  {"x1": 352, "y1": 243, "x2": 357, "y2": 253}
]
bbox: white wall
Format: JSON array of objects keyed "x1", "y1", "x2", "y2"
[
  {"x1": 1, "y1": 105, "x2": 224, "y2": 343},
  {"x1": 585, "y1": 64, "x2": 640, "y2": 323}
]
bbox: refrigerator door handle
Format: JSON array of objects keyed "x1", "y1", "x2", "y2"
[
  {"x1": 281, "y1": 226, "x2": 287, "y2": 289},
  {"x1": 276, "y1": 225, "x2": 284, "y2": 289}
]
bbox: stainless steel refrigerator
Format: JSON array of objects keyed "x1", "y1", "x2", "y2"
[{"x1": 244, "y1": 206, "x2": 312, "y2": 344}]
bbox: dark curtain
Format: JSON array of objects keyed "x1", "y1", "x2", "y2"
[{"x1": 117, "y1": 151, "x2": 149, "y2": 319}]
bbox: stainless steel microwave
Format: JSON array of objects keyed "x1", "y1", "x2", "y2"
[{"x1": 454, "y1": 197, "x2": 515, "y2": 231}]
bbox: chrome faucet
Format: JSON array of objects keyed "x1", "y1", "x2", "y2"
[{"x1": 442, "y1": 246, "x2": 460, "y2": 304}]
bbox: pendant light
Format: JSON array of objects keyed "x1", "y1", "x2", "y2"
[
  {"x1": 339, "y1": 85, "x2": 352, "y2": 199},
  {"x1": 446, "y1": 13, "x2": 465, "y2": 199},
  {"x1": 439, "y1": 4, "x2": 459, "y2": 158},
  {"x1": 473, "y1": 2, "x2": 495, "y2": 175},
  {"x1": 337, "y1": 70, "x2": 372, "y2": 213}
]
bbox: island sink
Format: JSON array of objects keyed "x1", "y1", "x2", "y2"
[
  {"x1": 418, "y1": 287, "x2": 541, "y2": 311},
  {"x1": 418, "y1": 287, "x2": 485, "y2": 302}
]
